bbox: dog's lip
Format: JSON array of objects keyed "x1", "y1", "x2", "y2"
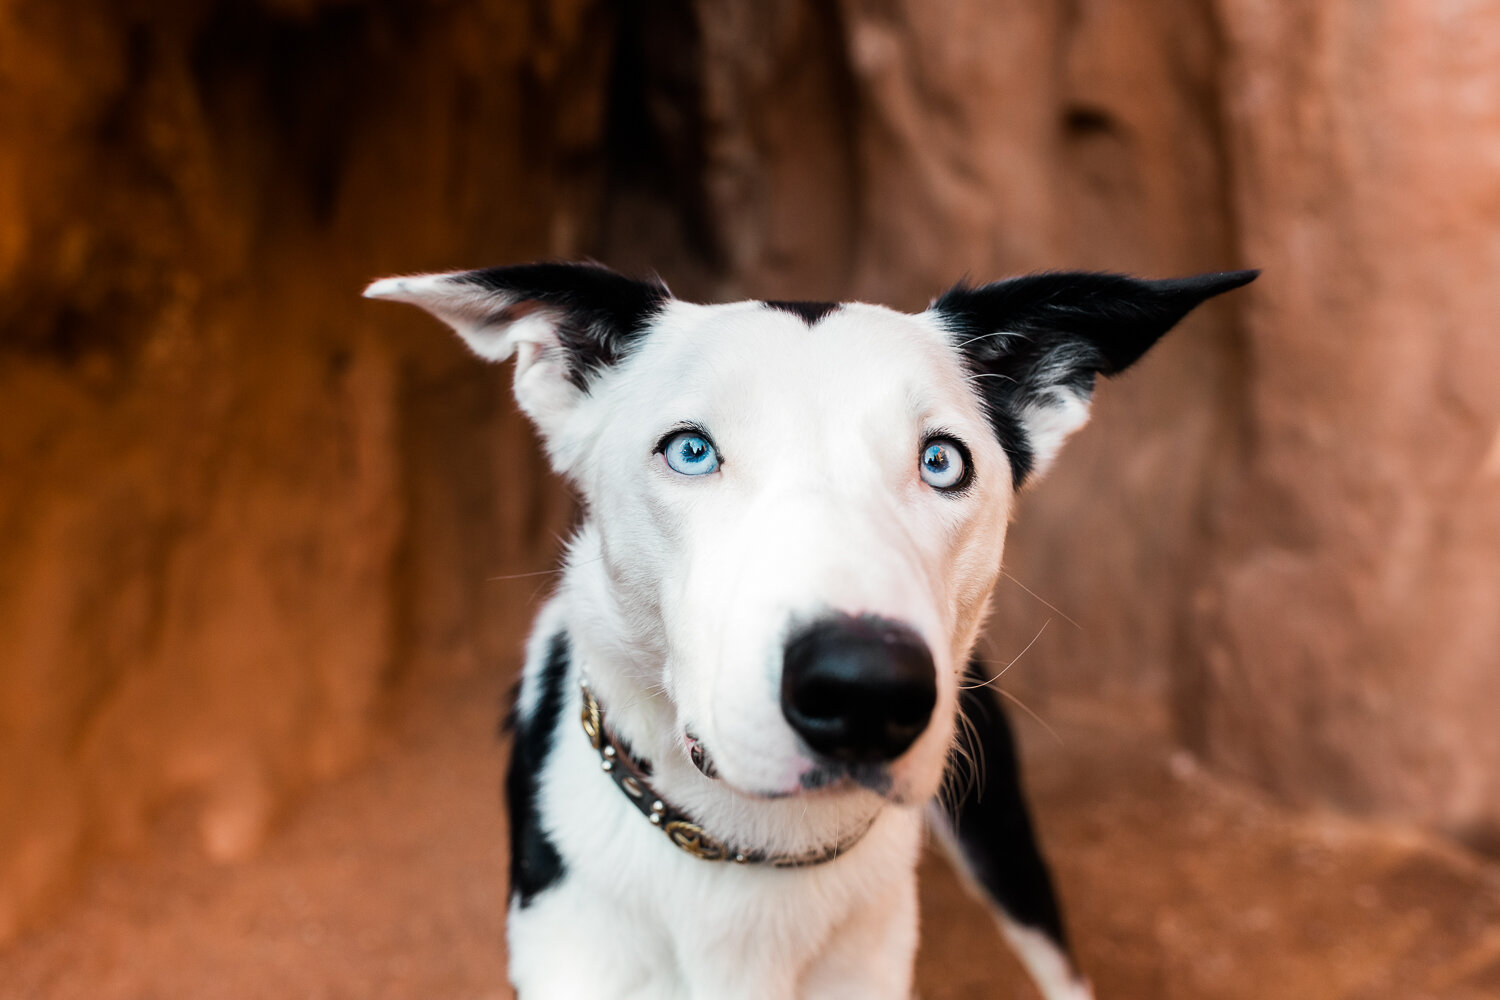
[
  {"x1": 746, "y1": 785, "x2": 801, "y2": 800},
  {"x1": 702, "y1": 750, "x2": 918, "y2": 805},
  {"x1": 724, "y1": 761, "x2": 888, "y2": 800},
  {"x1": 721, "y1": 768, "x2": 902, "y2": 803},
  {"x1": 689, "y1": 742, "x2": 890, "y2": 800},
  {"x1": 711, "y1": 764, "x2": 851, "y2": 801},
  {"x1": 719, "y1": 767, "x2": 907, "y2": 807},
  {"x1": 802, "y1": 761, "x2": 893, "y2": 797},
  {"x1": 737, "y1": 779, "x2": 851, "y2": 801},
  {"x1": 683, "y1": 729, "x2": 718, "y2": 779},
  {"x1": 699, "y1": 773, "x2": 798, "y2": 800}
]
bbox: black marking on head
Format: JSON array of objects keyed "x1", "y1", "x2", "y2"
[
  {"x1": 942, "y1": 658, "x2": 1072, "y2": 953},
  {"x1": 935, "y1": 269, "x2": 1257, "y2": 488},
  {"x1": 460, "y1": 262, "x2": 669, "y2": 389},
  {"x1": 504, "y1": 631, "x2": 570, "y2": 908},
  {"x1": 763, "y1": 300, "x2": 840, "y2": 325}
]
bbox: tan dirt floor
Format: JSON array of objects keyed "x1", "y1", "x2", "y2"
[{"x1": 3, "y1": 662, "x2": 1499, "y2": 999}]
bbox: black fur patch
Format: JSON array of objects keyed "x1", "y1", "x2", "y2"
[
  {"x1": 763, "y1": 300, "x2": 840, "y2": 325},
  {"x1": 504, "y1": 632, "x2": 571, "y2": 908},
  {"x1": 935, "y1": 269, "x2": 1257, "y2": 488},
  {"x1": 943, "y1": 659, "x2": 1071, "y2": 952},
  {"x1": 460, "y1": 262, "x2": 669, "y2": 389}
]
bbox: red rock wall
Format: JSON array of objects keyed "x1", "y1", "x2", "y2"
[
  {"x1": 0, "y1": 0, "x2": 591, "y2": 938},
  {"x1": 4, "y1": 0, "x2": 1498, "y2": 941},
  {"x1": 1197, "y1": 0, "x2": 1500, "y2": 849}
]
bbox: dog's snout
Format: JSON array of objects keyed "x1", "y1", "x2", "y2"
[{"x1": 780, "y1": 615, "x2": 936, "y2": 764}]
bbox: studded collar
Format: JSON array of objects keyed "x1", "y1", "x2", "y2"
[{"x1": 579, "y1": 680, "x2": 875, "y2": 867}]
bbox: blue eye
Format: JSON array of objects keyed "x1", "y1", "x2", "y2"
[
  {"x1": 920, "y1": 438, "x2": 969, "y2": 490},
  {"x1": 662, "y1": 431, "x2": 720, "y2": 476}
]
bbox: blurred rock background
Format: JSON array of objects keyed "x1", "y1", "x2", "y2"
[{"x1": 1, "y1": 0, "x2": 1497, "y2": 992}]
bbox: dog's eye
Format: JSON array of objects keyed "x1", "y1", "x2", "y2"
[
  {"x1": 662, "y1": 431, "x2": 721, "y2": 476},
  {"x1": 920, "y1": 438, "x2": 969, "y2": 491}
]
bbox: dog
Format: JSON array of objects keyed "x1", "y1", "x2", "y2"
[{"x1": 365, "y1": 262, "x2": 1255, "y2": 999}]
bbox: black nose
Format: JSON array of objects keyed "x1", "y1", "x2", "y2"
[{"x1": 781, "y1": 615, "x2": 937, "y2": 764}]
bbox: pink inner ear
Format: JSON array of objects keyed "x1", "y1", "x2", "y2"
[
  {"x1": 513, "y1": 340, "x2": 541, "y2": 369},
  {"x1": 491, "y1": 298, "x2": 546, "y2": 324}
]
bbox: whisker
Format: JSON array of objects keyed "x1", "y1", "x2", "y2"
[
  {"x1": 487, "y1": 567, "x2": 565, "y2": 581},
  {"x1": 954, "y1": 331, "x2": 1007, "y2": 349},
  {"x1": 951, "y1": 701, "x2": 984, "y2": 805},
  {"x1": 964, "y1": 372, "x2": 1018, "y2": 384},
  {"x1": 936, "y1": 758, "x2": 960, "y2": 818},
  {"x1": 1000, "y1": 571, "x2": 1083, "y2": 630},
  {"x1": 994, "y1": 688, "x2": 1064, "y2": 746},
  {"x1": 488, "y1": 554, "x2": 603, "y2": 582},
  {"x1": 961, "y1": 619, "x2": 1051, "y2": 689}
]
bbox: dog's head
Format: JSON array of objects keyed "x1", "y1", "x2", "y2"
[{"x1": 367, "y1": 263, "x2": 1253, "y2": 806}]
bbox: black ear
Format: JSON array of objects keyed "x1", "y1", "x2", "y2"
[
  {"x1": 932, "y1": 269, "x2": 1257, "y2": 488},
  {"x1": 364, "y1": 261, "x2": 669, "y2": 388}
]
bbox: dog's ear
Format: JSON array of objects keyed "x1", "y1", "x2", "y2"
[
  {"x1": 932, "y1": 269, "x2": 1257, "y2": 488},
  {"x1": 364, "y1": 262, "x2": 669, "y2": 462}
]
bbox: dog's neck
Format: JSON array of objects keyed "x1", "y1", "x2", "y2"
[{"x1": 553, "y1": 523, "x2": 890, "y2": 861}]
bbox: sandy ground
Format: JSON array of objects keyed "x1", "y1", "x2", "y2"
[{"x1": 4, "y1": 662, "x2": 1499, "y2": 1000}]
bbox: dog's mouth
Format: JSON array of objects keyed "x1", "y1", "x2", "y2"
[
  {"x1": 799, "y1": 761, "x2": 894, "y2": 797},
  {"x1": 683, "y1": 729, "x2": 718, "y2": 779},
  {"x1": 685, "y1": 729, "x2": 896, "y2": 800}
]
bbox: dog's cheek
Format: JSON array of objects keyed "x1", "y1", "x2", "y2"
[
  {"x1": 949, "y1": 548, "x2": 1004, "y2": 664},
  {"x1": 938, "y1": 484, "x2": 1010, "y2": 649},
  {"x1": 891, "y1": 690, "x2": 960, "y2": 805},
  {"x1": 574, "y1": 475, "x2": 687, "y2": 663}
]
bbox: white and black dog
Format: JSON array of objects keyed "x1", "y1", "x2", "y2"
[{"x1": 365, "y1": 262, "x2": 1255, "y2": 1000}]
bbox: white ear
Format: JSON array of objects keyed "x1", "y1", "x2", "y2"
[
  {"x1": 1014, "y1": 387, "x2": 1093, "y2": 482},
  {"x1": 363, "y1": 272, "x2": 547, "y2": 361},
  {"x1": 364, "y1": 263, "x2": 670, "y2": 466}
]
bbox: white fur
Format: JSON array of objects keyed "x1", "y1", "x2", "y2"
[
  {"x1": 1016, "y1": 387, "x2": 1093, "y2": 482},
  {"x1": 371, "y1": 274, "x2": 1093, "y2": 999},
  {"x1": 1001, "y1": 920, "x2": 1096, "y2": 1000}
]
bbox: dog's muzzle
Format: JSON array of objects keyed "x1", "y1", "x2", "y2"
[
  {"x1": 580, "y1": 680, "x2": 875, "y2": 865},
  {"x1": 780, "y1": 615, "x2": 936, "y2": 764}
]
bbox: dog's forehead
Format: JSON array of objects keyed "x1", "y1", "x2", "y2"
[{"x1": 626, "y1": 299, "x2": 961, "y2": 400}]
